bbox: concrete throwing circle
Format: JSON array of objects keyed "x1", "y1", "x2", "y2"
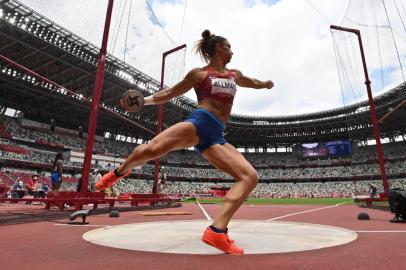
[{"x1": 83, "y1": 220, "x2": 357, "y2": 254}]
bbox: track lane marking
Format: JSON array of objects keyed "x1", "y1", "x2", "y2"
[
  {"x1": 195, "y1": 198, "x2": 212, "y2": 221},
  {"x1": 266, "y1": 202, "x2": 349, "y2": 221}
]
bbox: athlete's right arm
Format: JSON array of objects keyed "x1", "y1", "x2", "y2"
[{"x1": 144, "y1": 68, "x2": 203, "y2": 106}]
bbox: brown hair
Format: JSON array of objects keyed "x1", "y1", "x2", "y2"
[{"x1": 194, "y1": 29, "x2": 227, "y2": 63}]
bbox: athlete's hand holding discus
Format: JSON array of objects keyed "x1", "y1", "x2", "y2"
[
  {"x1": 120, "y1": 89, "x2": 163, "y2": 112},
  {"x1": 143, "y1": 89, "x2": 168, "y2": 106}
]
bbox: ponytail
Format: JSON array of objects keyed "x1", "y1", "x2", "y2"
[{"x1": 194, "y1": 29, "x2": 226, "y2": 62}]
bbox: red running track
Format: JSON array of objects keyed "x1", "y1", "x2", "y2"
[{"x1": 1, "y1": 203, "x2": 405, "y2": 270}]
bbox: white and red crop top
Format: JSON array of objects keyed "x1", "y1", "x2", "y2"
[{"x1": 194, "y1": 67, "x2": 237, "y2": 105}]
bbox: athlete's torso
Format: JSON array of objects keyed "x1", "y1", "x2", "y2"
[{"x1": 194, "y1": 67, "x2": 237, "y2": 123}]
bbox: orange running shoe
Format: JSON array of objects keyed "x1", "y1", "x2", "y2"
[
  {"x1": 95, "y1": 170, "x2": 130, "y2": 191},
  {"x1": 202, "y1": 227, "x2": 244, "y2": 255}
]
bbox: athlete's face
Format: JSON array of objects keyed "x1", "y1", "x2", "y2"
[{"x1": 217, "y1": 40, "x2": 233, "y2": 63}]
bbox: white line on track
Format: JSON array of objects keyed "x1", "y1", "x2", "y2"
[
  {"x1": 54, "y1": 224, "x2": 110, "y2": 227},
  {"x1": 195, "y1": 198, "x2": 212, "y2": 221},
  {"x1": 355, "y1": 230, "x2": 406, "y2": 233},
  {"x1": 266, "y1": 202, "x2": 348, "y2": 221}
]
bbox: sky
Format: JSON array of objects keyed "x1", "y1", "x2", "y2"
[{"x1": 18, "y1": 0, "x2": 406, "y2": 117}]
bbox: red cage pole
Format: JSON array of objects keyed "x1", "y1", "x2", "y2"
[
  {"x1": 80, "y1": 0, "x2": 114, "y2": 197},
  {"x1": 331, "y1": 25, "x2": 389, "y2": 194},
  {"x1": 153, "y1": 44, "x2": 186, "y2": 194}
]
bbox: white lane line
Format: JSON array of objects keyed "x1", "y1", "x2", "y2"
[
  {"x1": 195, "y1": 198, "x2": 212, "y2": 221},
  {"x1": 54, "y1": 224, "x2": 110, "y2": 227},
  {"x1": 355, "y1": 230, "x2": 406, "y2": 233},
  {"x1": 266, "y1": 202, "x2": 348, "y2": 221}
]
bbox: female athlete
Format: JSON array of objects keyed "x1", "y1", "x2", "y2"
[{"x1": 96, "y1": 29, "x2": 274, "y2": 254}]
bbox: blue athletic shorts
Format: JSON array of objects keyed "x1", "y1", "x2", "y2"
[
  {"x1": 184, "y1": 108, "x2": 227, "y2": 154},
  {"x1": 51, "y1": 171, "x2": 61, "y2": 183}
]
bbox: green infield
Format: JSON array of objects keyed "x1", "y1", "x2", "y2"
[{"x1": 182, "y1": 197, "x2": 355, "y2": 205}]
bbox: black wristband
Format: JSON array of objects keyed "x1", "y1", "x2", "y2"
[{"x1": 114, "y1": 168, "x2": 122, "y2": 177}]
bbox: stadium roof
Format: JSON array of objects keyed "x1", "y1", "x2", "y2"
[{"x1": 0, "y1": 0, "x2": 405, "y2": 147}]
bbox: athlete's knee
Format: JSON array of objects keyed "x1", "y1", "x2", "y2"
[{"x1": 241, "y1": 169, "x2": 259, "y2": 189}]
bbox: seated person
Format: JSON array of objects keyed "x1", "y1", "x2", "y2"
[
  {"x1": 26, "y1": 175, "x2": 46, "y2": 199},
  {"x1": 11, "y1": 178, "x2": 26, "y2": 198},
  {"x1": 90, "y1": 169, "x2": 102, "y2": 192},
  {"x1": 42, "y1": 182, "x2": 49, "y2": 193},
  {"x1": 369, "y1": 184, "x2": 378, "y2": 198},
  {"x1": 35, "y1": 179, "x2": 46, "y2": 199}
]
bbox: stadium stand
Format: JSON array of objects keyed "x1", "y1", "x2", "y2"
[{"x1": 1, "y1": 114, "x2": 405, "y2": 199}]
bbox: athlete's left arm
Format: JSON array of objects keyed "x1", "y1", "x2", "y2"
[{"x1": 231, "y1": 69, "x2": 274, "y2": 89}]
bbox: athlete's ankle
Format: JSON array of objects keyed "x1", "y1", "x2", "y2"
[
  {"x1": 209, "y1": 225, "x2": 228, "y2": 233},
  {"x1": 114, "y1": 168, "x2": 126, "y2": 177}
]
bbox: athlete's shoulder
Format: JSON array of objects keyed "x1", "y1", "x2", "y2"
[
  {"x1": 188, "y1": 67, "x2": 206, "y2": 73},
  {"x1": 185, "y1": 67, "x2": 209, "y2": 84},
  {"x1": 228, "y1": 68, "x2": 242, "y2": 75},
  {"x1": 228, "y1": 68, "x2": 242, "y2": 80},
  {"x1": 185, "y1": 67, "x2": 207, "y2": 77}
]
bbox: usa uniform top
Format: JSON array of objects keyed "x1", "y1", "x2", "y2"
[{"x1": 194, "y1": 66, "x2": 237, "y2": 105}]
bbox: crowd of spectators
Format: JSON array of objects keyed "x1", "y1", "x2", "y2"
[
  {"x1": 2, "y1": 145, "x2": 405, "y2": 181},
  {"x1": 1, "y1": 115, "x2": 406, "y2": 198},
  {"x1": 114, "y1": 178, "x2": 406, "y2": 198},
  {"x1": 134, "y1": 160, "x2": 406, "y2": 180}
]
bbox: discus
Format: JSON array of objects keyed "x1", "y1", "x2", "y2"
[{"x1": 121, "y1": 89, "x2": 145, "y2": 113}]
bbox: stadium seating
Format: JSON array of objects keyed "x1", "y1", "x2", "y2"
[{"x1": 1, "y1": 114, "x2": 405, "y2": 198}]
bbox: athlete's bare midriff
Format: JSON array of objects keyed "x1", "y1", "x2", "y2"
[{"x1": 198, "y1": 99, "x2": 232, "y2": 124}]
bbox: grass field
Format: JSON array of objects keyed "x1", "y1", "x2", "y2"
[{"x1": 182, "y1": 197, "x2": 356, "y2": 205}]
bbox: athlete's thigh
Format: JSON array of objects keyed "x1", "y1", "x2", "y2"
[
  {"x1": 150, "y1": 122, "x2": 199, "y2": 151},
  {"x1": 202, "y1": 143, "x2": 256, "y2": 180}
]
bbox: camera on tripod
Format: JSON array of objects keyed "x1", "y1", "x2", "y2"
[{"x1": 388, "y1": 188, "x2": 406, "y2": 223}]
